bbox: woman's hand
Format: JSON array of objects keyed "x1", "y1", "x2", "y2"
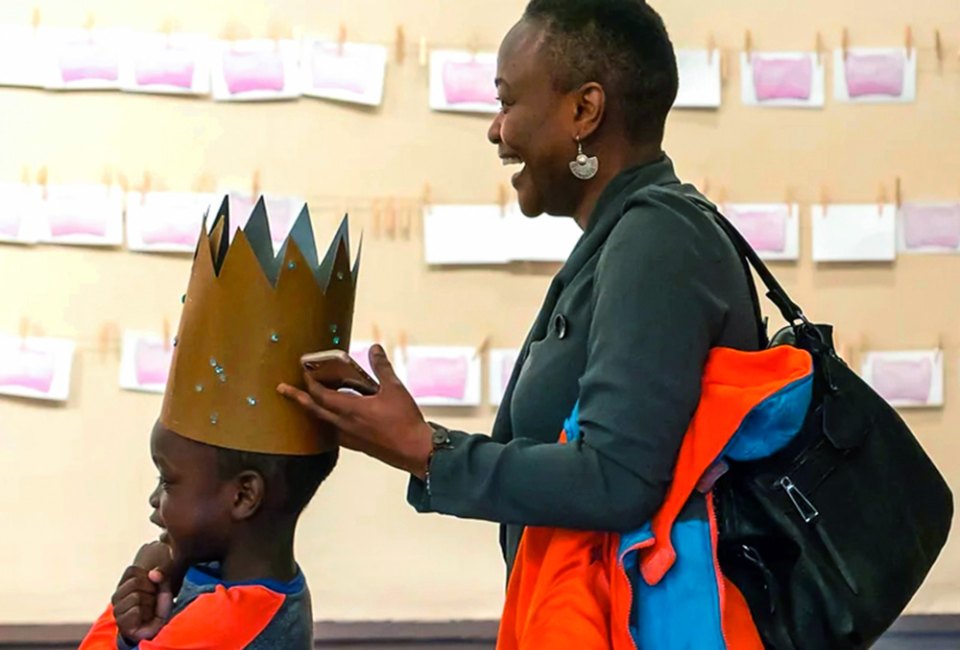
[{"x1": 278, "y1": 344, "x2": 434, "y2": 479}]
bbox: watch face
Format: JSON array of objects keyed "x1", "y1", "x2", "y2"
[{"x1": 431, "y1": 426, "x2": 449, "y2": 446}]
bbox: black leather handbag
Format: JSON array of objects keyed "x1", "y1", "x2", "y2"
[{"x1": 703, "y1": 203, "x2": 953, "y2": 649}]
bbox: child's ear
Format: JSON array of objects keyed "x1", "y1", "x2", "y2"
[{"x1": 231, "y1": 470, "x2": 265, "y2": 520}]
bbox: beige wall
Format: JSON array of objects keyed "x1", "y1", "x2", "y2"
[{"x1": 0, "y1": 0, "x2": 958, "y2": 624}]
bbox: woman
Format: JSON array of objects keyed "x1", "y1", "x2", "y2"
[{"x1": 281, "y1": 0, "x2": 759, "y2": 626}]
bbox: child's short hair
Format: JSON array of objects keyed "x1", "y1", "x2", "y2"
[{"x1": 216, "y1": 446, "x2": 339, "y2": 516}]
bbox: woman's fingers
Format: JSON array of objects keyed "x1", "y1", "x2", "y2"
[{"x1": 277, "y1": 383, "x2": 345, "y2": 427}]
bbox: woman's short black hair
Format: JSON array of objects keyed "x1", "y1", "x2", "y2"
[{"x1": 524, "y1": 0, "x2": 678, "y2": 144}]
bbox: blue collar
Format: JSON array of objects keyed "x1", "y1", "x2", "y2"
[{"x1": 185, "y1": 562, "x2": 306, "y2": 595}]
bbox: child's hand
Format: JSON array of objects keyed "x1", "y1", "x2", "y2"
[{"x1": 111, "y1": 542, "x2": 177, "y2": 644}]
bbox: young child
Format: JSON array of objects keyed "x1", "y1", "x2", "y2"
[{"x1": 79, "y1": 199, "x2": 359, "y2": 649}]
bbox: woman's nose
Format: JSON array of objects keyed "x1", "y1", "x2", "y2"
[{"x1": 487, "y1": 112, "x2": 503, "y2": 145}]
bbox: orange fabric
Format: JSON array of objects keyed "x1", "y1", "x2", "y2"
[
  {"x1": 640, "y1": 346, "x2": 813, "y2": 586},
  {"x1": 78, "y1": 605, "x2": 119, "y2": 649},
  {"x1": 78, "y1": 585, "x2": 284, "y2": 650},
  {"x1": 497, "y1": 345, "x2": 812, "y2": 650}
]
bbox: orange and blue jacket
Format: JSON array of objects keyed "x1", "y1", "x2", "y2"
[
  {"x1": 79, "y1": 563, "x2": 313, "y2": 650},
  {"x1": 497, "y1": 345, "x2": 814, "y2": 650}
]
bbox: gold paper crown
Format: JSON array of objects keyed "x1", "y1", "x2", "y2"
[{"x1": 160, "y1": 196, "x2": 359, "y2": 455}]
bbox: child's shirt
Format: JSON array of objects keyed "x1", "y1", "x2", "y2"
[{"x1": 79, "y1": 563, "x2": 313, "y2": 650}]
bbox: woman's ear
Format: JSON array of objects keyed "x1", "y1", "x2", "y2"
[
  {"x1": 573, "y1": 81, "x2": 605, "y2": 140},
  {"x1": 231, "y1": 470, "x2": 265, "y2": 521}
]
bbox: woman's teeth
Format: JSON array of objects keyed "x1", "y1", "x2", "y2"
[{"x1": 502, "y1": 156, "x2": 523, "y2": 166}]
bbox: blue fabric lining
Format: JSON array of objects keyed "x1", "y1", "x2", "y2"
[
  {"x1": 184, "y1": 562, "x2": 306, "y2": 596},
  {"x1": 722, "y1": 374, "x2": 813, "y2": 462}
]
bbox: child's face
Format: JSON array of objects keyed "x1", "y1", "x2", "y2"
[{"x1": 149, "y1": 422, "x2": 234, "y2": 567}]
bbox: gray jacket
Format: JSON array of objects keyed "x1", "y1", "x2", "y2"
[{"x1": 408, "y1": 156, "x2": 760, "y2": 573}]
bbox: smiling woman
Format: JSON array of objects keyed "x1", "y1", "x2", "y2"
[{"x1": 280, "y1": 0, "x2": 765, "y2": 647}]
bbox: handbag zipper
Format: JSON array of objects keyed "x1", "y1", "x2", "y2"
[{"x1": 778, "y1": 475, "x2": 859, "y2": 594}]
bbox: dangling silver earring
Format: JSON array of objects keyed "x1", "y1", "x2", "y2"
[{"x1": 569, "y1": 137, "x2": 599, "y2": 180}]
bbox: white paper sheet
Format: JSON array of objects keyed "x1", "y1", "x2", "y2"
[
  {"x1": 41, "y1": 27, "x2": 128, "y2": 90},
  {"x1": 723, "y1": 203, "x2": 800, "y2": 261},
  {"x1": 0, "y1": 25, "x2": 46, "y2": 88},
  {"x1": 429, "y1": 50, "x2": 499, "y2": 114},
  {"x1": 393, "y1": 345, "x2": 482, "y2": 407},
  {"x1": 38, "y1": 184, "x2": 125, "y2": 247},
  {"x1": 488, "y1": 348, "x2": 520, "y2": 406},
  {"x1": 811, "y1": 204, "x2": 896, "y2": 262},
  {"x1": 740, "y1": 51, "x2": 824, "y2": 108},
  {"x1": 120, "y1": 32, "x2": 212, "y2": 96},
  {"x1": 675, "y1": 49, "x2": 722, "y2": 108},
  {"x1": 126, "y1": 191, "x2": 214, "y2": 253},
  {"x1": 422, "y1": 204, "x2": 509, "y2": 265},
  {"x1": 833, "y1": 48, "x2": 917, "y2": 104},
  {"x1": 861, "y1": 349, "x2": 944, "y2": 408},
  {"x1": 211, "y1": 39, "x2": 301, "y2": 101},
  {"x1": 0, "y1": 182, "x2": 44, "y2": 244},
  {"x1": 119, "y1": 331, "x2": 175, "y2": 394},
  {"x1": 503, "y1": 203, "x2": 582, "y2": 263},
  {"x1": 0, "y1": 335, "x2": 75, "y2": 402},
  {"x1": 897, "y1": 202, "x2": 960, "y2": 254},
  {"x1": 221, "y1": 192, "x2": 306, "y2": 251},
  {"x1": 300, "y1": 40, "x2": 387, "y2": 106}
]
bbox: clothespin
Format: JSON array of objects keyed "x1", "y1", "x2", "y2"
[
  {"x1": 473, "y1": 335, "x2": 491, "y2": 360},
  {"x1": 98, "y1": 322, "x2": 120, "y2": 361},
  {"x1": 841, "y1": 27, "x2": 850, "y2": 60},
  {"x1": 31, "y1": 6, "x2": 41, "y2": 29},
  {"x1": 386, "y1": 197, "x2": 398, "y2": 238},
  {"x1": 371, "y1": 198, "x2": 382, "y2": 239},
  {"x1": 877, "y1": 183, "x2": 888, "y2": 216},
  {"x1": 895, "y1": 177, "x2": 902, "y2": 210},
  {"x1": 905, "y1": 25, "x2": 913, "y2": 58},
  {"x1": 397, "y1": 330, "x2": 409, "y2": 361},
  {"x1": 163, "y1": 318, "x2": 172, "y2": 351},
  {"x1": 934, "y1": 30, "x2": 943, "y2": 64},
  {"x1": 936, "y1": 333, "x2": 944, "y2": 353},
  {"x1": 222, "y1": 22, "x2": 240, "y2": 42},
  {"x1": 498, "y1": 183, "x2": 509, "y2": 217},
  {"x1": 716, "y1": 185, "x2": 728, "y2": 208},
  {"x1": 744, "y1": 29, "x2": 753, "y2": 62},
  {"x1": 421, "y1": 182, "x2": 432, "y2": 210},
  {"x1": 337, "y1": 23, "x2": 347, "y2": 56},
  {"x1": 102, "y1": 167, "x2": 114, "y2": 188},
  {"x1": 116, "y1": 172, "x2": 129, "y2": 194},
  {"x1": 785, "y1": 186, "x2": 796, "y2": 208},
  {"x1": 401, "y1": 203, "x2": 414, "y2": 240},
  {"x1": 372, "y1": 323, "x2": 382, "y2": 344},
  {"x1": 395, "y1": 25, "x2": 406, "y2": 64},
  {"x1": 251, "y1": 170, "x2": 261, "y2": 200},
  {"x1": 20, "y1": 165, "x2": 30, "y2": 185},
  {"x1": 820, "y1": 186, "x2": 830, "y2": 210},
  {"x1": 701, "y1": 177, "x2": 711, "y2": 198},
  {"x1": 140, "y1": 172, "x2": 152, "y2": 205},
  {"x1": 418, "y1": 35, "x2": 428, "y2": 67},
  {"x1": 707, "y1": 33, "x2": 716, "y2": 64},
  {"x1": 19, "y1": 317, "x2": 30, "y2": 351},
  {"x1": 815, "y1": 32, "x2": 824, "y2": 66},
  {"x1": 37, "y1": 165, "x2": 48, "y2": 200},
  {"x1": 467, "y1": 35, "x2": 480, "y2": 60},
  {"x1": 84, "y1": 12, "x2": 95, "y2": 32}
]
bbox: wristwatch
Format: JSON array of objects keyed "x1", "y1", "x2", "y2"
[{"x1": 425, "y1": 422, "x2": 452, "y2": 495}]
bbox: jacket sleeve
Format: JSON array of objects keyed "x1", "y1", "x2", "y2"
[
  {"x1": 408, "y1": 189, "x2": 732, "y2": 531},
  {"x1": 78, "y1": 605, "x2": 134, "y2": 650}
]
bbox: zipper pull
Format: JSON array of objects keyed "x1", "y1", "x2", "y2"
[{"x1": 779, "y1": 476, "x2": 819, "y2": 523}]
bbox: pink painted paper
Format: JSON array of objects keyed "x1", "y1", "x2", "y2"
[
  {"x1": 0, "y1": 348, "x2": 56, "y2": 393},
  {"x1": 310, "y1": 45, "x2": 367, "y2": 95},
  {"x1": 59, "y1": 41, "x2": 120, "y2": 83},
  {"x1": 47, "y1": 210, "x2": 108, "y2": 237},
  {"x1": 407, "y1": 355, "x2": 469, "y2": 400},
  {"x1": 227, "y1": 194, "x2": 301, "y2": 245},
  {"x1": 500, "y1": 353, "x2": 517, "y2": 390},
  {"x1": 222, "y1": 50, "x2": 285, "y2": 94},
  {"x1": 726, "y1": 206, "x2": 788, "y2": 252},
  {"x1": 0, "y1": 212, "x2": 21, "y2": 237},
  {"x1": 140, "y1": 219, "x2": 200, "y2": 246},
  {"x1": 133, "y1": 340, "x2": 173, "y2": 386},
  {"x1": 902, "y1": 203, "x2": 960, "y2": 250},
  {"x1": 752, "y1": 55, "x2": 812, "y2": 101},
  {"x1": 872, "y1": 357, "x2": 932, "y2": 403},
  {"x1": 844, "y1": 51, "x2": 905, "y2": 98},
  {"x1": 135, "y1": 50, "x2": 196, "y2": 88},
  {"x1": 442, "y1": 60, "x2": 497, "y2": 105}
]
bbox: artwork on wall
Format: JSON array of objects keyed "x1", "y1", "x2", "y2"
[{"x1": 740, "y1": 51, "x2": 825, "y2": 108}]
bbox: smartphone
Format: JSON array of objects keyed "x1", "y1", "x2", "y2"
[{"x1": 300, "y1": 350, "x2": 379, "y2": 396}]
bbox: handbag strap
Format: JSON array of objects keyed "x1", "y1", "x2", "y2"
[{"x1": 680, "y1": 191, "x2": 810, "y2": 329}]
